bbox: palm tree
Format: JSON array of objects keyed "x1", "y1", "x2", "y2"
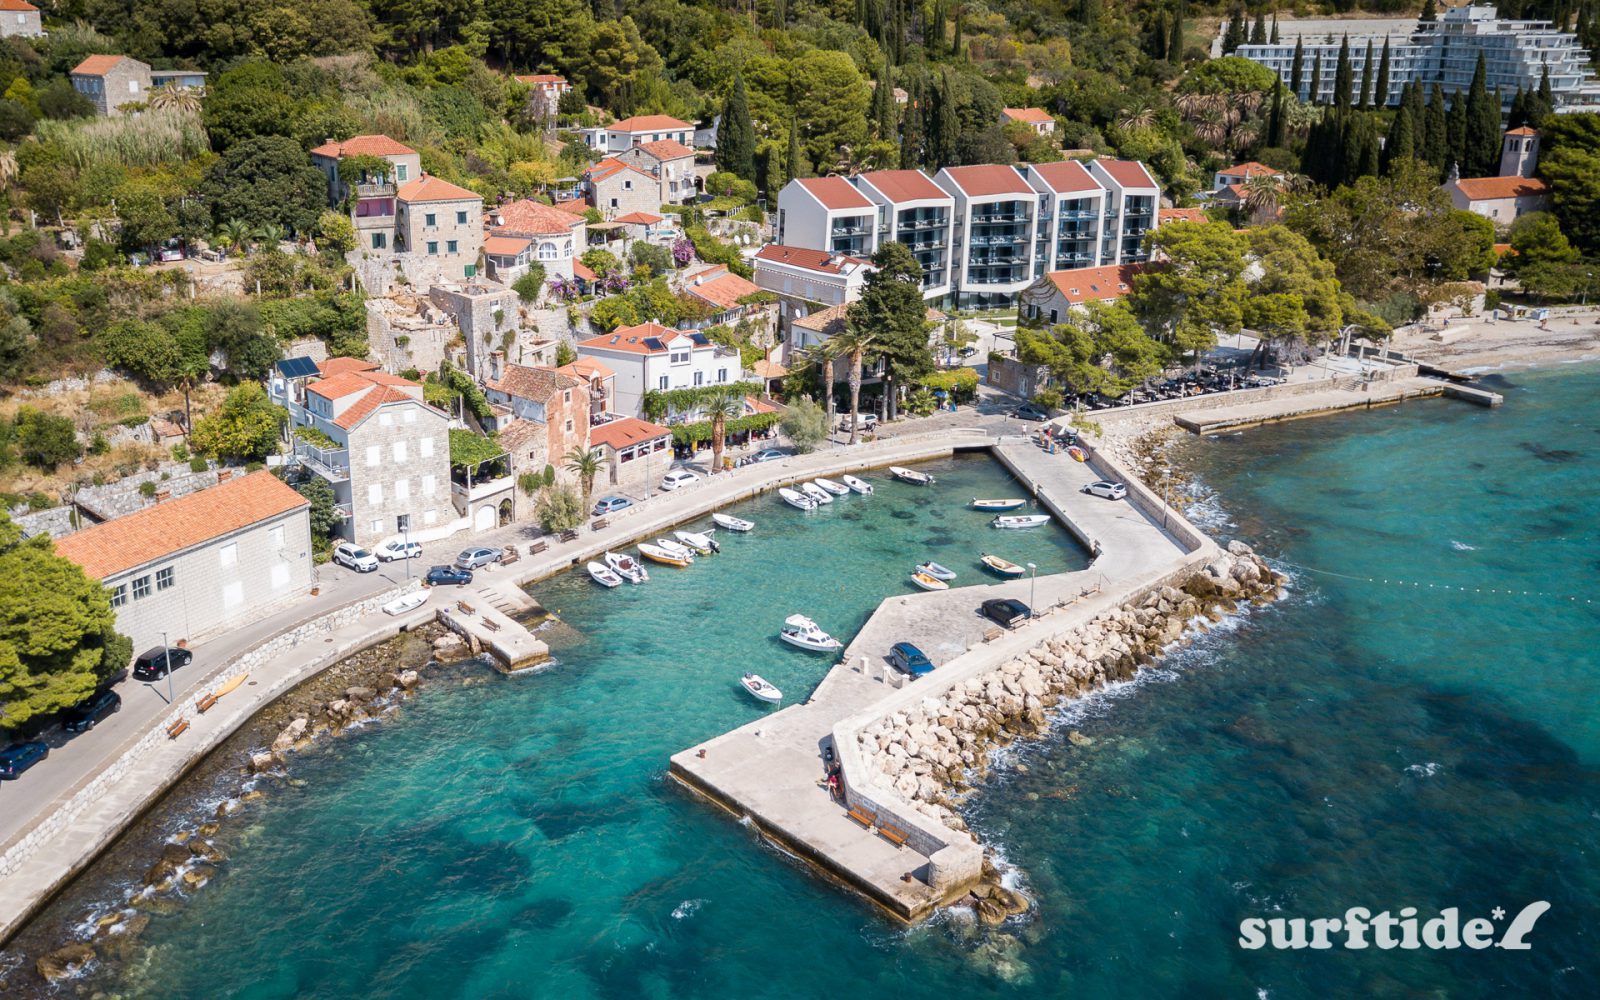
[
  {"x1": 702, "y1": 386, "x2": 748, "y2": 473},
  {"x1": 1241, "y1": 174, "x2": 1284, "y2": 222},
  {"x1": 829, "y1": 323, "x2": 879, "y2": 445},
  {"x1": 1117, "y1": 103, "x2": 1157, "y2": 132},
  {"x1": 149, "y1": 87, "x2": 202, "y2": 114},
  {"x1": 254, "y1": 222, "x2": 287, "y2": 249},
  {"x1": 808, "y1": 339, "x2": 843, "y2": 431},
  {"x1": 220, "y1": 219, "x2": 253, "y2": 256},
  {"x1": 564, "y1": 446, "x2": 604, "y2": 500}
]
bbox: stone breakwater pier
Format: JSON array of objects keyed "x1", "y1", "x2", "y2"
[{"x1": 669, "y1": 430, "x2": 1279, "y2": 922}]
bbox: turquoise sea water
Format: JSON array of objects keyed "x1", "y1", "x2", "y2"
[{"x1": 83, "y1": 370, "x2": 1600, "y2": 997}]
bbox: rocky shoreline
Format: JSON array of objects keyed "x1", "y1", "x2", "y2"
[
  {"x1": 852, "y1": 542, "x2": 1282, "y2": 922},
  {"x1": 0, "y1": 622, "x2": 488, "y2": 997}
]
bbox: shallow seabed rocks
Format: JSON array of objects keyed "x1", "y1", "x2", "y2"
[{"x1": 855, "y1": 542, "x2": 1282, "y2": 919}]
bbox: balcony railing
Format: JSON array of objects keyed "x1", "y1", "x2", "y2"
[
  {"x1": 830, "y1": 223, "x2": 870, "y2": 235},
  {"x1": 898, "y1": 216, "x2": 948, "y2": 232},
  {"x1": 332, "y1": 502, "x2": 353, "y2": 519},
  {"x1": 354, "y1": 181, "x2": 396, "y2": 199},
  {"x1": 1059, "y1": 210, "x2": 1098, "y2": 220},
  {"x1": 295, "y1": 441, "x2": 350, "y2": 482}
]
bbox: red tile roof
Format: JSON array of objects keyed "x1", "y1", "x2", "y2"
[
  {"x1": 636, "y1": 139, "x2": 695, "y2": 161},
  {"x1": 1042, "y1": 263, "x2": 1146, "y2": 305},
  {"x1": 397, "y1": 175, "x2": 480, "y2": 203},
  {"x1": 72, "y1": 54, "x2": 131, "y2": 76},
  {"x1": 1217, "y1": 161, "x2": 1281, "y2": 179},
  {"x1": 613, "y1": 211, "x2": 664, "y2": 225},
  {"x1": 794, "y1": 176, "x2": 874, "y2": 211},
  {"x1": 608, "y1": 115, "x2": 693, "y2": 133},
  {"x1": 1159, "y1": 207, "x2": 1210, "y2": 225},
  {"x1": 332, "y1": 385, "x2": 419, "y2": 431},
  {"x1": 587, "y1": 157, "x2": 655, "y2": 183},
  {"x1": 1504, "y1": 126, "x2": 1538, "y2": 137},
  {"x1": 750, "y1": 358, "x2": 788, "y2": 378},
  {"x1": 0, "y1": 1, "x2": 40, "y2": 11},
  {"x1": 515, "y1": 74, "x2": 567, "y2": 86},
  {"x1": 306, "y1": 371, "x2": 384, "y2": 401},
  {"x1": 940, "y1": 164, "x2": 1031, "y2": 197},
  {"x1": 754, "y1": 244, "x2": 871, "y2": 275},
  {"x1": 1095, "y1": 159, "x2": 1158, "y2": 189},
  {"x1": 1453, "y1": 176, "x2": 1551, "y2": 201},
  {"x1": 488, "y1": 199, "x2": 585, "y2": 236},
  {"x1": 573, "y1": 261, "x2": 597, "y2": 281},
  {"x1": 316, "y1": 357, "x2": 379, "y2": 377},
  {"x1": 578, "y1": 322, "x2": 689, "y2": 355},
  {"x1": 857, "y1": 169, "x2": 947, "y2": 203},
  {"x1": 745, "y1": 395, "x2": 778, "y2": 414},
  {"x1": 305, "y1": 369, "x2": 425, "y2": 429},
  {"x1": 556, "y1": 357, "x2": 615, "y2": 381},
  {"x1": 55, "y1": 471, "x2": 308, "y2": 580},
  {"x1": 1002, "y1": 107, "x2": 1054, "y2": 124},
  {"x1": 483, "y1": 235, "x2": 532, "y2": 257},
  {"x1": 554, "y1": 198, "x2": 589, "y2": 215},
  {"x1": 590, "y1": 416, "x2": 672, "y2": 451},
  {"x1": 486, "y1": 363, "x2": 580, "y2": 403},
  {"x1": 1027, "y1": 160, "x2": 1100, "y2": 194},
  {"x1": 688, "y1": 271, "x2": 762, "y2": 311},
  {"x1": 309, "y1": 134, "x2": 417, "y2": 159}
]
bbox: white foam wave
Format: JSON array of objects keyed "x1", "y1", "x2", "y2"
[
  {"x1": 671, "y1": 898, "x2": 705, "y2": 920},
  {"x1": 1405, "y1": 762, "x2": 1441, "y2": 778},
  {"x1": 1450, "y1": 540, "x2": 1476, "y2": 551}
]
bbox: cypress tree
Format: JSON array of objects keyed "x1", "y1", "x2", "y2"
[
  {"x1": 1463, "y1": 51, "x2": 1501, "y2": 177},
  {"x1": 1360, "y1": 40, "x2": 1375, "y2": 110},
  {"x1": 1169, "y1": 3, "x2": 1185, "y2": 63},
  {"x1": 1150, "y1": 13, "x2": 1169, "y2": 61},
  {"x1": 1375, "y1": 39, "x2": 1391, "y2": 108},
  {"x1": 901, "y1": 75, "x2": 926, "y2": 168},
  {"x1": 1421, "y1": 0, "x2": 1438, "y2": 22},
  {"x1": 1351, "y1": 114, "x2": 1380, "y2": 183},
  {"x1": 1383, "y1": 96, "x2": 1415, "y2": 173},
  {"x1": 1310, "y1": 46, "x2": 1323, "y2": 105},
  {"x1": 715, "y1": 73, "x2": 756, "y2": 183},
  {"x1": 1223, "y1": 7, "x2": 1247, "y2": 54},
  {"x1": 1446, "y1": 90, "x2": 1467, "y2": 175},
  {"x1": 1333, "y1": 36, "x2": 1352, "y2": 110},
  {"x1": 872, "y1": 59, "x2": 897, "y2": 148},
  {"x1": 1290, "y1": 35, "x2": 1305, "y2": 99},
  {"x1": 1508, "y1": 87, "x2": 1529, "y2": 130},
  {"x1": 773, "y1": 0, "x2": 786, "y2": 29},
  {"x1": 952, "y1": 5, "x2": 964, "y2": 58},
  {"x1": 1271, "y1": 13, "x2": 1280, "y2": 44},
  {"x1": 1079, "y1": 0, "x2": 1102, "y2": 28},
  {"x1": 1267, "y1": 77, "x2": 1286, "y2": 148},
  {"x1": 1424, "y1": 83, "x2": 1448, "y2": 171},
  {"x1": 1251, "y1": 10, "x2": 1268, "y2": 45},
  {"x1": 1536, "y1": 64, "x2": 1554, "y2": 120},
  {"x1": 787, "y1": 117, "x2": 807, "y2": 186}
]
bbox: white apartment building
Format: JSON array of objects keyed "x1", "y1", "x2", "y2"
[
  {"x1": 933, "y1": 164, "x2": 1042, "y2": 309},
  {"x1": 1237, "y1": 6, "x2": 1600, "y2": 111},
  {"x1": 575, "y1": 322, "x2": 744, "y2": 419},
  {"x1": 852, "y1": 169, "x2": 956, "y2": 299},
  {"x1": 775, "y1": 177, "x2": 879, "y2": 258},
  {"x1": 752, "y1": 244, "x2": 873, "y2": 360},
  {"x1": 1086, "y1": 160, "x2": 1160, "y2": 266},
  {"x1": 1020, "y1": 160, "x2": 1109, "y2": 273}
]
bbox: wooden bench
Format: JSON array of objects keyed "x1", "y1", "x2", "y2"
[
  {"x1": 983, "y1": 627, "x2": 1004, "y2": 642},
  {"x1": 457, "y1": 601, "x2": 475, "y2": 615},
  {"x1": 196, "y1": 693, "x2": 218, "y2": 714},
  {"x1": 529, "y1": 540, "x2": 548, "y2": 555},
  {"x1": 480, "y1": 617, "x2": 501, "y2": 632},
  {"x1": 877, "y1": 823, "x2": 909, "y2": 848},
  {"x1": 166, "y1": 719, "x2": 189, "y2": 739},
  {"x1": 591, "y1": 518, "x2": 609, "y2": 531},
  {"x1": 846, "y1": 806, "x2": 876, "y2": 829},
  {"x1": 559, "y1": 529, "x2": 579, "y2": 542}
]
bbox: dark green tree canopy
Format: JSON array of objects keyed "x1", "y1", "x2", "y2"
[{"x1": 200, "y1": 135, "x2": 329, "y2": 235}]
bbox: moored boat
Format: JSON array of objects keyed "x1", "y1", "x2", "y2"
[
  {"x1": 712, "y1": 512, "x2": 755, "y2": 532},
  {"x1": 779, "y1": 614, "x2": 843, "y2": 652},
  {"x1": 382, "y1": 591, "x2": 429, "y2": 616},
  {"x1": 917, "y1": 561, "x2": 956, "y2": 581},
  {"x1": 780, "y1": 487, "x2": 817, "y2": 511},
  {"x1": 911, "y1": 570, "x2": 949, "y2": 592},
  {"x1": 638, "y1": 542, "x2": 692, "y2": 567},
  {"x1": 1068, "y1": 446, "x2": 1087, "y2": 462},
  {"x1": 587, "y1": 561, "x2": 624, "y2": 588},
  {"x1": 673, "y1": 529, "x2": 719, "y2": 554},
  {"x1": 992, "y1": 514, "x2": 1051, "y2": 529},
  {"x1": 740, "y1": 673, "x2": 782, "y2": 704},
  {"x1": 814, "y1": 477, "x2": 850, "y2": 496},
  {"x1": 981, "y1": 553, "x2": 1028, "y2": 577},
  {"x1": 842, "y1": 475, "x2": 873, "y2": 495},
  {"x1": 970, "y1": 497, "x2": 1027, "y2": 512},
  {"x1": 889, "y1": 465, "x2": 934, "y2": 485},
  {"x1": 801, "y1": 481, "x2": 834, "y2": 505},
  {"x1": 655, "y1": 538, "x2": 697, "y2": 562},
  {"x1": 605, "y1": 550, "x2": 649, "y2": 583}
]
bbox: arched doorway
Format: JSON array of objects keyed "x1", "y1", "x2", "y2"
[
  {"x1": 474, "y1": 504, "x2": 496, "y2": 532},
  {"x1": 498, "y1": 499, "x2": 513, "y2": 526}
]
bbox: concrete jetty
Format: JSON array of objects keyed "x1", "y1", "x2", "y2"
[
  {"x1": 437, "y1": 596, "x2": 549, "y2": 673},
  {"x1": 1173, "y1": 375, "x2": 1500, "y2": 435}
]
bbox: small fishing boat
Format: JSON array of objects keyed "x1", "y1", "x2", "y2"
[
  {"x1": 842, "y1": 475, "x2": 873, "y2": 495},
  {"x1": 889, "y1": 465, "x2": 934, "y2": 485},
  {"x1": 779, "y1": 614, "x2": 843, "y2": 652},
  {"x1": 917, "y1": 561, "x2": 957, "y2": 581},
  {"x1": 655, "y1": 538, "x2": 697, "y2": 562},
  {"x1": 382, "y1": 591, "x2": 428, "y2": 616},
  {"x1": 638, "y1": 543, "x2": 692, "y2": 568},
  {"x1": 814, "y1": 477, "x2": 850, "y2": 496},
  {"x1": 712, "y1": 512, "x2": 755, "y2": 532},
  {"x1": 981, "y1": 553, "x2": 1028, "y2": 577},
  {"x1": 1068, "y1": 446, "x2": 1087, "y2": 462},
  {"x1": 673, "y1": 529, "x2": 719, "y2": 554},
  {"x1": 801, "y1": 481, "x2": 834, "y2": 505},
  {"x1": 605, "y1": 550, "x2": 649, "y2": 583},
  {"x1": 587, "y1": 561, "x2": 624, "y2": 588},
  {"x1": 992, "y1": 514, "x2": 1052, "y2": 529},
  {"x1": 740, "y1": 673, "x2": 782, "y2": 704},
  {"x1": 971, "y1": 497, "x2": 1028, "y2": 512},
  {"x1": 780, "y1": 487, "x2": 817, "y2": 511},
  {"x1": 911, "y1": 570, "x2": 949, "y2": 592}
]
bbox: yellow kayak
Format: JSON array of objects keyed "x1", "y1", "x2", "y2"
[{"x1": 214, "y1": 673, "x2": 247, "y2": 698}]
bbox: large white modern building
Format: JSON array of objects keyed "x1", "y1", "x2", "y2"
[{"x1": 1236, "y1": 5, "x2": 1600, "y2": 111}]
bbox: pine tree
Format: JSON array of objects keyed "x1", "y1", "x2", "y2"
[
  {"x1": 1375, "y1": 39, "x2": 1391, "y2": 109},
  {"x1": 1420, "y1": 0, "x2": 1438, "y2": 22},
  {"x1": 1290, "y1": 35, "x2": 1305, "y2": 99},
  {"x1": 1169, "y1": 3, "x2": 1185, "y2": 63},
  {"x1": 1251, "y1": 10, "x2": 1267, "y2": 45},
  {"x1": 1360, "y1": 40, "x2": 1375, "y2": 110},
  {"x1": 1333, "y1": 36, "x2": 1352, "y2": 110},
  {"x1": 1267, "y1": 77, "x2": 1286, "y2": 148},
  {"x1": 1424, "y1": 83, "x2": 1448, "y2": 172},
  {"x1": 1310, "y1": 46, "x2": 1323, "y2": 105},
  {"x1": 1463, "y1": 51, "x2": 1501, "y2": 177},
  {"x1": 715, "y1": 73, "x2": 756, "y2": 183}
]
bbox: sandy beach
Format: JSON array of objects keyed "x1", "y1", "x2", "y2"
[{"x1": 1388, "y1": 307, "x2": 1600, "y2": 374}]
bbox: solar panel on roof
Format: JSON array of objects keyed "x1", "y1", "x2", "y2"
[
  {"x1": 689, "y1": 333, "x2": 710, "y2": 346},
  {"x1": 643, "y1": 338, "x2": 664, "y2": 351},
  {"x1": 275, "y1": 357, "x2": 320, "y2": 379}
]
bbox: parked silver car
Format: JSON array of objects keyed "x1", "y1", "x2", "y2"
[{"x1": 455, "y1": 546, "x2": 502, "y2": 570}]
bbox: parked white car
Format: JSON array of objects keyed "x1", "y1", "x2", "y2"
[
  {"x1": 333, "y1": 542, "x2": 379, "y2": 572},
  {"x1": 1082, "y1": 480, "x2": 1127, "y2": 500},
  {"x1": 373, "y1": 539, "x2": 423, "y2": 562},
  {"x1": 838, "y1": 412, "x2": 878, "y2": 432},
  {"x1": 660, "y1": 469, "x2": 701, "y2": 492}
]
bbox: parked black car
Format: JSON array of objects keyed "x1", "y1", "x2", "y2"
[
  {"x1": 132, "y1": 646, "x2": 192, "y2": 681},
  {"x1": 0, "y1": 741, "x2": 48, "y2": 778},
  {"x1": 980, "y1": 598, "x2": 1031, "y2": 629},
  {"x1": 425, "y1": 564, "x2": 474, "y2": 586},
  {"x1": 62, "y1": 689, "x2": 121, "y2": 732}
]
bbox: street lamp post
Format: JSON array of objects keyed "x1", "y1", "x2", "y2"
[
  {"x1": 162, "y1": 630, "x2": 173, "y2": 704},
  {"x1": 1027, "y1": 562, "x2": 1037, "y2": 618},
  {"x1": 400, "y1": 514, "x2": 412, "y2": 580}
]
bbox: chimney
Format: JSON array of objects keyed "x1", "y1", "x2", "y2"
[{"x1": 490, "y1": 351, "x2": 504, "y2": 381}]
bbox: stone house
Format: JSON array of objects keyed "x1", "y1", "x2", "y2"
[
  {"x1": 684, "y1": 264, "x2": 765, "y2": 327},
  {"x1": 555, "y1": 356, "x2": 616, "y2": 427},
  {"x1": 584, "y1": 157, "x2": 663, "y2": 219},
  {"x1": 1018, "y1": 263, "x2": 1145, "y2": 326},
  {"x1": 397, "y1": 175, "x2": 484, "y2": 283},
  {"x1": 428, "y1": 281, "x2": 518, "y2": 378},
  {"x1": 589, "y1": 416, "x2": 673, "y2": 491},
  {"x1": 1444, "y1": 173, "x2": 1552, "y2": 226},
  {"x1": 53, "y1": 471, "x2": 312, "y2": 653},
  {"x1": 310, "y1": 135, "x2": 423, "y2": 253},
  {"x1": 0, "y1": 1, "x2": 43, "y2": 39},
  {"x1": 70, "y1": 55, "x2": 151, "y2": 115},
  {"x1": 582, "y1": 114, "x2": 695, "y2": 153},
  {"x1": 752, "y1": 244, "x2": 873, "y2": 360},
  {"x1": 485, "y1": 199, "x2": 588, "y2": 281},
  {"x1": 615, "y1": 140, "x2": 700, "y2": 205},
  {"x1": 482, "y1": 357, "x2": 590, "y2": 486},
  {"x1": 1001, "y1": 107, "x2": 1057, "y2": 136}
]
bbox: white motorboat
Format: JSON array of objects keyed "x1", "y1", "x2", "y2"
[
  {"x1": 780, "y1": 487, "x2": 817, "y2": 511},
  {"x1": 917, "y1": 561, "x2": 957, "y2": 581},
  {"x1": 970, "y1": 497, "x2": 1027, "y2": 512},
  {"x1": 801, "y1": 481, "x2": 834, "y2": 505},
  {"x1": 842, "y1": 475, "x2": 873, "y2": 495},
  {"x1": 740, "y1": 673, "x2": 782, "y2": 704},
  {"x1": 981, "y1": 553, "x2": 1027, "y2": 577},
  {"x1": 779, "y1": 614, "x2": 843, "y2": 652},
  {"x1": 655, "y1": 538, "x2": 697, "y2": 562},
  {"x1": 639, "y1": 542, "x2": 692, "y2": 568},
  {"x1": 587, "y1": 561, "x2": 624, "y2": 588},
  {"x1": 605, "y1": 550, "x2": 649, "y2": 583},
  {"x1": 992, "y1": 514, "x2": 1051, "y2": 529},
  {"x1": 713, "y1": 512, "x2": 755, "y2": 532},
  {"x1": 382, "y1": 591, "x2": 428, "y2": 616},
  {"x1": 889, "y1": 465, "x2": 934, "y2": 485},
  {"x1": 910, "y1": 570, "x2": 949, "y2": 592},
  {"x1": 673, "y1": 529, "x2": 719, "y2": 554},
  {"x1": 814, "y1": 477, "x2": 850, "y2": 496}
]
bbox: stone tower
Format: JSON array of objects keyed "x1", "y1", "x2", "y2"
[{"x1": 1499, "y1": 128, "x2": 1540, "y2": 178}]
